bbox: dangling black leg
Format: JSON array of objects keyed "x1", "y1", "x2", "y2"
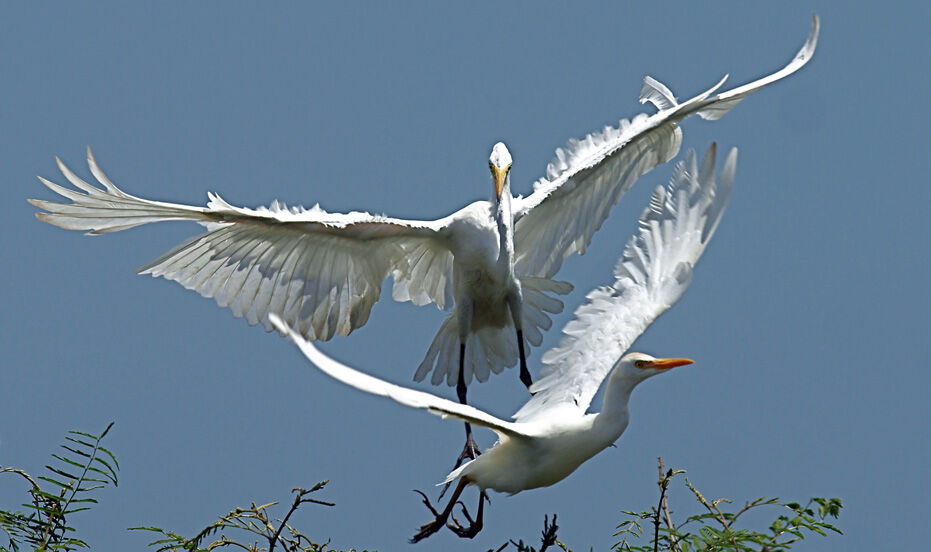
[
  {"x1": 448, "y1": 488, "x2": 486, "y2": 539},
  {"x1": 455, "y1": 342, "x2": 480, "y2": 462},
  {"x1": 439, "y1": 343, "x2": 481, "y2": 500},
  {"x1": 411, "y1": 478, "x2": 470, "y2": 543},
  {"x1": 517, "y1": 328, "x2": 532, "y2": 390}
]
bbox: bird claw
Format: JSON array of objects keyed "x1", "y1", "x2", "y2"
[
  {"x1": 413, "y1": 489, "x2": 441, "y2": 517},
  {"x1": 461, "y1": 434, "x2": 482, "y2": 462},
  {"x1": 410, "y1": 517, "x2": 445, "y2": 543},
  {"x1": 410, "y1": 490, "x2": 444, "y2": 543},
  {"x1": 447, "y1": 500, "x2": 482, "y2": 538},
  {"x1": 438, "y1": 436, "x2": 481, "y2": 500}
]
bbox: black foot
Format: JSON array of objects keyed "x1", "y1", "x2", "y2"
[
  {"x1": 411, "y1": 490, "x2": 443, "y2": 543},
  {"x1": 448, "y1": 500, "x2": 483, "y2": 538},
  {"x1": 520, "y1": 366, "x2": 533, "y2": 390},
  {"x1": 438, "y1": 435, "x2": 481, "y2": 500},
  {"x1": 517, "y1": 328, "x2": 533, "y2": 391},
  {"x1": 461, "y1": 433, "x2": 481, "y2": 462}
]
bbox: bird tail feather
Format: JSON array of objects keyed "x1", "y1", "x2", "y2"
[{"x1": 413, "y1": 277, "x2": 572, "y2": 387}]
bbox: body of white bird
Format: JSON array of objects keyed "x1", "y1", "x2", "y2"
[
  {"x1": 447, "y1": 403, "x2": 624, "y2": 495},
  {"x1": 445, "y1": 145, "x2": 520, "y2": 338},
  {"x1": 29, "y1": 17, "x2": 816, "y2": 393},
  {"x1": 270, "y1": 142, "x2": 738, "y2": 540}
]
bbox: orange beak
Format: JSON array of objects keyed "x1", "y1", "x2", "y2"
[{"x1": 646, "y1": 358, "x2": 694, "y2": 370}]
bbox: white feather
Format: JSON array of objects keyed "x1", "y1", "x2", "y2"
[
  {"x1": 514, "y1": 144, "x2": 738, "y2": 422},
  {"x1": 512, "y1": 15, "x2": 817, "y2": 279}
]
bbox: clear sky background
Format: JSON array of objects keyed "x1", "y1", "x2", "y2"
[{"x1": 2, "y1": 2, "x2": 928, "y2": 551}]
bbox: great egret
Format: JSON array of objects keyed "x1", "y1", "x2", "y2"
[
  {"x1": 270, "y1": 142, "x2": 737, "y2": 541},
  {"x1": 30, "y1": 16, "x2": 816, "y2": 466}
]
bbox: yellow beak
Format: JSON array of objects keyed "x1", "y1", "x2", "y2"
[
  {"x1": 491, "y1": 165, "x2": 510, "y2": 198},
  {"x1": 646, "y1": 358, "x2": 694, "y2": 370}
]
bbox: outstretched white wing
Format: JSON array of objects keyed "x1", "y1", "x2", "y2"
[
  {"x1": 270, "y1": 315, "x2": 531, "y2": 440},
  {"x1": 30, "y1": 149, "x2": 454, "y2": 341},
  {"x1": 513, "y1": 144, "x2": 737, "y2": 423},
  {"x1": 512, "y1": 15, "x2": 817, "y2": 280}
]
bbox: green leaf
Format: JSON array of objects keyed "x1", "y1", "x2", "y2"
[
  {"x1": 98, "y1": 422, "x2": 115, "y2": 439},
  {"x1": 76, "y1": 476, "x2": 107, "y2": 484},
  {"x1": 33, "y1": 489, "x2": 65, "y2": 502},
  {"x1": 44, "y1": 466, "x2": 79, "y2": 481},
  {"x1": 96, "y1": 446, "x2": 120, "y2": 471},
  {"x1": 63, "y1": 436, "x2": 96, "y2": 449},
  {"x1": 49, "y1": 455, "x2": 86, "y2": 472},
  {"x1": 85, "y1": 466, "x2": 115, "y2": 483},
  {"x1": 36, "y1": 476, "x2": 72, "y2": 490},
  {"x1": 91, "y1": 457, "x2": 118, "y2": 480},
  {"x1": 63, "y1": 507, "x2": 92, "y2": 515},
  {"x1": 66, "y1": 498, "x2": 98, "y2": 504},
  {"x1": 60, "y1": 445, "x2": 92, "y2": 460},
  {"x1": 34, "y1": 505, "x2": 63, "y2": 517}
]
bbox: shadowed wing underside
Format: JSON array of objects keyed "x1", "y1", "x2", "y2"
[{"x1": 30, "y1": 152, "x2": 454, "y2": 341}]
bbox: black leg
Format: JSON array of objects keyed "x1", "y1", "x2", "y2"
[
  {"x1": 456, "y1": 342, "x2": 479, "y2": 458},
  {"x1": 440, "y1": 343, "x2": 480, "y2": 500},
  {"x1": 411, "y1": 478, "x2": 470, "y2": 543},
  {"x1": 456, "y1": 342, "x2": 468, "y2": 404},
  {"x1": 456, "y1": 342, "x2": 479, "y2": 459},
  {"x1": 517, "y1": 329, "x2": 533, "y2": 390},
  {"x1": 448, "y1": 489, "x2": 486, "y2": 539}
]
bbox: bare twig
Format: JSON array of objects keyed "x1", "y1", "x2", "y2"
[
  {"x1": 653, "y1": 467, "x2": 671, "y2": 552},
  {"x1": 685, "y1": 477, "x2": 728, "y2": 529},
  {"x1": 267, "y1": 483, "x2": 334, "y2": 552},
  {"x1": 731, "y1": 497, "x2": 774, "y2": 524},
  {"x1": 539, "y1": 514, "x2": 559, "y2": 552},
  {"x1": 685, "y1": 477, "x2": 742, "y2": 550},
  {"x1": 656, "y1": 458, "x2": 680, "y2": 552}
]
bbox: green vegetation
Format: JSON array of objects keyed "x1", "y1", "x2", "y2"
[
  {"x1": 609, "y1": 459, "x2": 842, "y2": 552},
  {"x1": 0, "y1": 423, "x2": 118, "y2": 551},
  {"x1": 2, "y1": 427, "x2": 842, "y2": 551},
  {"x1": 130, "y1": 482, "x2": 346, "y2": 552}
]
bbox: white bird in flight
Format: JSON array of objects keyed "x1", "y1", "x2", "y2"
[
  {"x1": 270, "y1": 142, "x2": 737, "y2": 541},
  {"x1": 30, "y1": 16, "x2": 816, "y2": 467}
]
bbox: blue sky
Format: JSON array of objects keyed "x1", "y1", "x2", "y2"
[{"x1": 2, "y1": 2, "x2": 928, "y2": 550}]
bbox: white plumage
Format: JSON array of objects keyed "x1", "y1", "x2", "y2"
[
  {"x1": 271, "y1": 142, "x2": 737, "y2": 540},
  {"x1": 30, "y1": 16, "x2": 816, "y2": 392}
]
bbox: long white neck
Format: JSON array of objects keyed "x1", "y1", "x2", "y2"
[
  {"x1": 593, "y1": 367, "x2": 639, "y2": 439},
  {"x1": 493, "y1": 181, "x2": 515, "y2": 269}
]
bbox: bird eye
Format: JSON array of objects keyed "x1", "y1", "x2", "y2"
[{"x1": 634, "y1": 360, "x2": 645, "y2": 369}]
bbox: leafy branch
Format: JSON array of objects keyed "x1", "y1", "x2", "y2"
[
  {"x1": 0, "y1": 422, "x2": 119, "y2": 552},
  {"x1": 612, "y1": 457, "x2": 842, "y2": 552},
  {"x1": 507, "y1": 514, "x2": 562, "y2": 552},
  {"x1": 131, "y1": 481, "x2": 360, "y2": 552},
  {"x1": 2, "y1": 426, "x2": 843, "y2": 552}
]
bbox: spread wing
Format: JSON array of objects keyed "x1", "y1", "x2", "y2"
[
  {"x1": 30, "y1": 149, "x2": 454, "y2": 341},
  {"x1": 513, "y1": 144, "x2": 737, "y2": 423},
  {"x1": 512, "y1": 15, "x2": 817, "y2": 280},
  {"x1": 270, "y1": 315, "x2": 531, "y2": 440}
]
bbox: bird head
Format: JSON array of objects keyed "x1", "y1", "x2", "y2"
[
  {"x1": 617, "y1": 352, "x2": 694, "y2": 382},
  {"x1": 489, "y1": 142, "x2": 513, "y2": 198}
]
